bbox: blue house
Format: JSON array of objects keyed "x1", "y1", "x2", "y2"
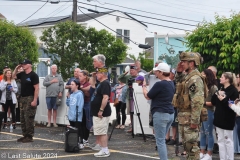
[{"x1": 154, "y1": 33, "x2": 188, "y2": 69}]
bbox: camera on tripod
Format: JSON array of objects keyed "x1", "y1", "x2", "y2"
[{"x1": 128, "y1": 78, "x2": 135, "y2": 87}]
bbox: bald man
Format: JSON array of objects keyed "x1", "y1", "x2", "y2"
[{"x1": 65, "y1": 68, "x2": 81, "y2": 93}]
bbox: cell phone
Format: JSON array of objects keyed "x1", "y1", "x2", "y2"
[
  {"x1": 144, "y1": 74, "x2": 149, "y2": 86},
  {"x1": 228, "y1": 100, "x2": 234, "y2": 104}
]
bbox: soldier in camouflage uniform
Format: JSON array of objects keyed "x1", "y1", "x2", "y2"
[
  {"x1": 173, "y1": 52, "x2": 205, "y2": 160},
  {"x1": 13, "y1": 59, "x2": 39, "y2": 143}
]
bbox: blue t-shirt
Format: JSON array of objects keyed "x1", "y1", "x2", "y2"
[{"x1": 147, "y1": 80, "x2": 175, "y2": 115}]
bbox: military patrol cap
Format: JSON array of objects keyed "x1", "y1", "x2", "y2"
[{"x1": 179, "y1": 52, "x2": 203, "y2": 66}]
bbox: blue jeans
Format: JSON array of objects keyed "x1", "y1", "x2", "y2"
[
  {"x1": 236, "y1": 117, "x2": 240, "y2": 144},
  {"x1": 200, "y1": 109, "x2": 214, "y2": 151},
  {"x1": 153, "y1": 112, "x2": 174, "y2": 160}
]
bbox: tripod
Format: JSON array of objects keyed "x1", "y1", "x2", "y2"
[
  {"x1": 175, "y1": 121, "x2": 180, "y2": 156},
  {"x1": 109, "y1": 84, "x2": 146, "y2": 142},
  {"x1": 128, "y1": 85, "x2": 146, "y2": 142},
  {"x1": 108, "y1": 112, "x2": 120, "y2": 141}
]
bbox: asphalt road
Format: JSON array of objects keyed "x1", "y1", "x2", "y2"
[{"x1": 0, "y1": 123, "x2": 240, "y2": 160}]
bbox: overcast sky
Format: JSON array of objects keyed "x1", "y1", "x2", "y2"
[{"x1": 0, "y1": 0, "x2": 240, "y2": 37}]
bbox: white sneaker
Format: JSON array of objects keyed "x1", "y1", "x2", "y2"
[
  {"x1": 202, "y1": 154, "x2": 212, "y2": 160},
  {"x1": 83, "y1": 140, "x2": 90, "y2": 147},
  {"x1": 92, "y1": 144, "x2": 101, "y2": 151},
  {"x1": 200, "y1": 153, "x2": 205, "y2": 159},
  {"x1": 94, "y1": 150, "x2": 110, "y2": 157},
  {"x1": 78, "y1": 143, "x2": 84, "y2": 150}
]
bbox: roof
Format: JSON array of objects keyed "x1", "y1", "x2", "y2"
[
  {"x1": 122, "y1": 57, "x2": 135, "y2": 64},
  {"x1": 0, "y1": 13, "x2": 6, "y2": 20},
  {"x1": 18, "y1": 11, "x2": 147, "y2": 27}
]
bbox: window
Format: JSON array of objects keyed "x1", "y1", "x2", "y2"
[
  {"x1": 116, "y1": 29, "x2": 122, "y2": 40},
  {"x1": 123, "y1": 30, "x2": 130, "y2": 44},
  {"x1": 116, "y1": 29, "x2": 130, "y2": 44},
  {"x1": 36, "y1": 58, "x2": 50, "y2": 78}
]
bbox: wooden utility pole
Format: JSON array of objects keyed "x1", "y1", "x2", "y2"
[{"x1": 72, "y1": 0, "x2": 77, "y2": 22}]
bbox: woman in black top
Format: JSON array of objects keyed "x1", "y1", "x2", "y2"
[{"x1": 211, "y1": 72, "x2": 238, "y2": 160}]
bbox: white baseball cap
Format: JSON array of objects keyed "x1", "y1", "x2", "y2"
[{"x1": 153, "y1": 63, "x2": 170, "y2": 72}]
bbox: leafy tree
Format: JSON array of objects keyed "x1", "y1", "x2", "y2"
[
  {"x1": 185, "y1": 13, "x2": 240, "y2": 75},
  {"x1": 158, "y1": 54, "x2": 180, "y2": 69},
  {"x1": 0, "y1": 20, "x2": 39, "y2": 72},
  {"x1": 40, "y1": 21, "x2": 127, "y2": 80},
  {"x1": 139, "y1": 52, "x2": 154, "y2": 72},
  {"x1": 129, "y1": 52, "x2": 154, "y2": 72}
]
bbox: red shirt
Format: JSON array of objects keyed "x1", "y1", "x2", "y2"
[{"x1": 81, "y1": 81, "x2": 90, "y2": 102}]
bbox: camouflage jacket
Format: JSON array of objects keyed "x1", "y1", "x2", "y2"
[{"x1": 175, "y1": 69, "x2": 204, "y2": 124}]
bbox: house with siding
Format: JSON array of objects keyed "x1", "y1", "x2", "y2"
[{"x1": 19, "y1": 11, "x2": 147, "y2": 79}]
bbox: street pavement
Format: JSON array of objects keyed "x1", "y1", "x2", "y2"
[{"x1": 1, "y1": 123, "x2": 240, "y2": 160}]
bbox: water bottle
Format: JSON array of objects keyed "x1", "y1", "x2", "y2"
[
  {"x1": 10, "y1": 124, "x2": 13, "y2": 133},
  {"x1": 57, "y1": 98, "x2": 61, "y2": 106}
]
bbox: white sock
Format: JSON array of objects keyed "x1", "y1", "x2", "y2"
[{"x1": 102, "y1": 147, "x2": 109, "y2": 153}]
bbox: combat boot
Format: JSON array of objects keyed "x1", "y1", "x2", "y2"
[{"x1": 22, "y1": 137, "x2": 33, "y2": 143}]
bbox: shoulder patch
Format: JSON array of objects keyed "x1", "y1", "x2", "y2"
[{"x1": 189, "y1": 83, "x2": 196, "y2": 92}]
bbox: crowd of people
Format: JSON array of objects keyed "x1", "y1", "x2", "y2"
[{"x1": 2, "y1": 52, "x2": 240, "y2": 160}]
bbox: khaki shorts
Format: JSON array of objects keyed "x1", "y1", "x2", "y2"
[{"x1": 93, "y1": 116, "x2": 110, "y2": 135}]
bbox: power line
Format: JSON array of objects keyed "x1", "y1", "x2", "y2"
[
  {"x1": 78, "y1": 2, "x2": 197, "y2": 26},
  {"x1": 80, "y1": 6, "x2": 192, "y2": 31},
  {"x1": 152, "y1": 0, "x2": 231, "y2": 12},
  {"x1": 171, "y1": 0, "x2": 237, "y2": 10},
  {"x1": 44, "y1": 1, "x2": 70, "y2": 18},
  {"x1": 17, "y1": 0, "x2": 48, "y2": 25},
  {"x1": 79, "y1": 1, "x2": 200, "y2": 23},
  {"x1": 121, "y1": 11, "x2": 196, "y2": 27},
  {"x1": 26, "y1": 5, "x2": 71, "y2": 26},
  {"x1": 146, "y1": 0, "x2": 217, "y2": 15},
  {"x1": 78, "y1": 7, "x2": 140, "y2": 45}
]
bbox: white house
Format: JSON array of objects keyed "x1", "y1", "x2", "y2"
[{"x1": 19, "y1": 11, "x2": 147, "y2": 79}]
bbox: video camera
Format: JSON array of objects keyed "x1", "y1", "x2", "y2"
[{"x1": 128, "y1": 78, "x2": 135, "y2": 87}]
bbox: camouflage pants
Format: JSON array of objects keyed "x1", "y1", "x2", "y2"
[
  {"x1": 179, "y1": 124, "x2": 200, "y2": 160},
  {"x1": 19, "y1": 96, "x2": 37, "y2": 138}
]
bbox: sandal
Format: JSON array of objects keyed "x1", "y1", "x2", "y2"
[
  {"x1": 120, "y1": 125, "x2": 125, "y2": 129},
  {"x1": 115, "y1": 125, "x2": 120, "y2": 129}
]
